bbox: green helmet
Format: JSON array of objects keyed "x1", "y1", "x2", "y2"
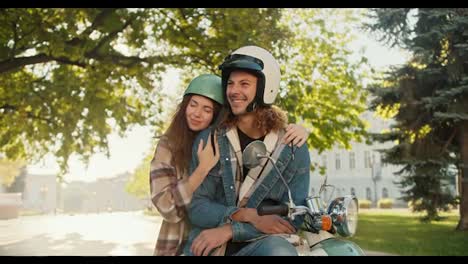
[{"x1": 183, "y1": 74, "x2": 224, "y2": 105}]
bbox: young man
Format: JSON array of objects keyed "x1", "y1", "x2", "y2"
[{"x1": 183, "y1": 46, "x2": 311, "y2": 256}]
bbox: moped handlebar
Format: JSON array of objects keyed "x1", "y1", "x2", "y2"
[
  {"x1": 243, "y1": 140, "x2": 359, "y2": 239},
  {"x1": 257, "y1": 204, "x2": 289, "y2": 216}
]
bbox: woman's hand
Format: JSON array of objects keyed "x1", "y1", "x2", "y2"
[
  {"x1": 197, "y1": 131, "x2": 220, "y2": 173},
  {"x1": 282, "y1": 124, "x2": 310, "y2": 147}
]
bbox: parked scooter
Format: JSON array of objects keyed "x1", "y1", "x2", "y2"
[{"x1": 243, "y1": 141, "x2": 365, "y2": 256}]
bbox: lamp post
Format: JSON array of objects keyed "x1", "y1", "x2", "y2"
[
  {"x1": 40, "y1": 186, "x2": 48, "y2": 213},
  {"x1": 92, "y1": 191, "x2": 97, "y2": 213},
  {"x1": 370, "y1": 154, "x2": 382, "y2": 208}
]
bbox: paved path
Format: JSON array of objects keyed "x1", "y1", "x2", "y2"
[
  {"x1": 0, "y1": 211, "x2": 161, "y2": 256},
  {"x1": 0, "y1": 211, "x2": 394, "y2": 256}
]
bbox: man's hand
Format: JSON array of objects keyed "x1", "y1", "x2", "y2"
[
  {"x1": 230, "y1": 208, "x2": 257, "y2": 222},
  {"x1": 191, "y1": 224, "x2": 233, "y2": 256},
  {"x1": 251, "y1": 214, "x2": 296, "y2": 234},
  {"x1": 231, "y1": 207, "x2": 296, "y2": 234}
]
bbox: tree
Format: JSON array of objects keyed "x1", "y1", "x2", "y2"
[
  {"x1": 277, "y1": 9, "x2": 369, "y2": 154},
  {"x1": 367, "y1": 9, "x2": 468, "y2": 228},
  {"x1": 1, "y1": 8, "x2": 370, "y2": 196},
  {"x1": 5, "y1": 166, "x2": 27, "y2": 194},
  {"x1": 0, "y1": 158, "x2": 26, "y2": 188},
  {"x1": 125, "y1": 151, "x2": 153, "y2": 199},
  {"x1": 0, "y1": 8, "x2": 290, "y2": 177}
]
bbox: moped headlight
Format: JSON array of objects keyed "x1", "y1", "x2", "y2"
[{"x1": 327, "y1": 195, "x2": 359, "y2": 237}]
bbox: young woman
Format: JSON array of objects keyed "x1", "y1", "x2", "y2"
[{"x1": 150, "y1": 74, "x2": 309, "y2": 256}]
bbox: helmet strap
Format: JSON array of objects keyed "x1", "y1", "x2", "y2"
[{"x1": 246, "y1": 101, "x2": 257, "y2": 113}]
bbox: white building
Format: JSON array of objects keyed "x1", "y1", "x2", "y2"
[
  {"x1": 60, "y1": 172, "x2": 147, "y2": 213},
  {"x1": 22, "y1": 173, "x2": 57, "y2": 213},
  {"x1": 16, "y1": 172, "x2": 146, "y2": 214},
  {"x1": 308, "y1": 111, "x2": 407, "y2": 207}
]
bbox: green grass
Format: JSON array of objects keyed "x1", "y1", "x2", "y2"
[
  {"x1": 348, "y1": 209, "x2": 468, "y2": 256},
  {"x1": 143, "y1": 207, "x2": 161, "y2": 216}
]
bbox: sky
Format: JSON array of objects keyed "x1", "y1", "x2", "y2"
[{"x1": 26, "y1": 18, "x2": 411, "y2": 183}]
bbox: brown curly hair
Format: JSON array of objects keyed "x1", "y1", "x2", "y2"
[{"x1": 220, "y1": 105, "x2": 288, "y2": 133}]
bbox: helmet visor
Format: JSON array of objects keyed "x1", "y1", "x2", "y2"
[{"x1": 219, "y1": 54, "x2": 264, "y2": 71}]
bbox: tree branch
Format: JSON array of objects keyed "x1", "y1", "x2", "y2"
[
  {"x1": 0, "y1": 54, "x2": 86, "y2": 73},
  {"x1": 0, "y1": 104, "x2": 53, "y2": 124},
  {"x1": 11, "y1": 20, "x2": 18, "y2": 58},
  {"x1": 0, "y1": 9, "x2": 190, "y2": 74},
  {"x1": 64, "y1": 9, "x2": 118, "y2": 50},
  {"x1": 157, "y1": 9, "x2": 213, "y2": 69},
  {"x1": 86, "y1": 14, "x2": 136, "y2": 58},
  {"x1": 25, "y1": 112, "x2": 53, "y2": 124},
  {"x1": 80, "y1": 8, "x2": 118, "y2": 38},
  {"x1": 440, "y1": 127, "x2": 458, "y2": 155},
  {"x1": 0, "y1": 104, "x2": 17, "y2": 112}
]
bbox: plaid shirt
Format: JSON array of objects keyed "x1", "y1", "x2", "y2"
[{"x1": 149, "y1": 136, "x2": 193, "y2": 256}]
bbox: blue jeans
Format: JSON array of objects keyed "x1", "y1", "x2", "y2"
[{"x1": 232, "y1": 236, "x2": 298, "y2": 256}]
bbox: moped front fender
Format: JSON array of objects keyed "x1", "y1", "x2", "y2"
[{"x1": 302, "y1": 238, "x2": 365, "y2": 256}]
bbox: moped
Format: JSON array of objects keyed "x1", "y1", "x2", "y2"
[{"x1": 242, "y1": 141, "x2": 365, "y2": 256}]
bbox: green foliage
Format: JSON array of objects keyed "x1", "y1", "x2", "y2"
[
  {"x1": 377, "y1": 198, "x2": 393, "y2": 209},
  {"x1": 0, "y1": 8, "x2": 291, "y2": 177},
  {"x1": 277, "y1": 9, "x2": 369, "y2": 154},
  {"x1": 5, "y1": 166, "x2": 27, "y2": 193},
  {"x1": 0, "y1": 158, "x2": 26, "y2": 188},
  {"x1": 1, "y1": 8, "x2": 370, "y2": 189},
  {"x1": 359, "y1": 199, "x2": 372, "y2": 209},
  {"x1": 125, "y1": 151, "x2": 153, "y2": 199},
  {"x1": 367, "y1": 8, "x2": 467, "y2": 221}
]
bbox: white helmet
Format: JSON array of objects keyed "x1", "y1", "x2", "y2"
[{"x1": 218, "y1": 45, "x2": 281, "y2": 111}]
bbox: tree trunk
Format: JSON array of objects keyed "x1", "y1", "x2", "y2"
[{"x1": 456, "y1": 121, "x2": 468, "y2": 231}]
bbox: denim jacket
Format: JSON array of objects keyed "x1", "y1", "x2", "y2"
[{"x1": 183, "y1": 127, "x2": 311, "y2": 255}]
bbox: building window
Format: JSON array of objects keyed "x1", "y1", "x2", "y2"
[
  {"x1": 321, "y1": 155, "x2": 327, "y2": 168},
  {"x1": 375, "y1": 155, "x2": 381, "y2": 165},
  {"x1": 349, "y1": 152, "x2": 355, "y2": 169},
  {"x1": 322, "y1": 189, "x2": 328, "y2": 201},
  {"x1": 335, "y1": 153, "x2": 341, "y2": 170},
  {"x1": 382, "y1": 188, "x2": 389, "y2": 198},
  {"x1": 364, "y1": 151, "x2": 371, "y2": 168},
  {"x1": 366, "y1": 187, "x2": 372, "y2": 200},
  {"x1": 350, "y1": 187, "x2": 356, "y2": 196}
]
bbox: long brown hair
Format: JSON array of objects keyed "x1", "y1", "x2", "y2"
[
  {"x1": 221, "y1": 105, "x2": 288, "y2": 133},
  {"x1": 164, "y1": 95, "x2": 222, "y2": 175}
]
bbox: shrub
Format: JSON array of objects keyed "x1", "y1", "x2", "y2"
[
  {"x1": 407, "y1": 199, "x2": 422, "y2": 210},
  {"x1": 378, "y1": 198, "x2": 393, "y2": 209},
  {"x1": 359, "y1": 199, "x2": 371, "y2": 209}
]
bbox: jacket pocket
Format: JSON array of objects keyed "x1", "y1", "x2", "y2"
[{"x1": 205, "y1": 164, "x2": 224, "y2": 201}]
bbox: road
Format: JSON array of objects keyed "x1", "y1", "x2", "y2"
[
  {"x1": 0, "y1": 211, "x2": 161, "y2": 256},
  {"x1": 0, "y1": 211, "x2": 394, "y2": 256}
]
